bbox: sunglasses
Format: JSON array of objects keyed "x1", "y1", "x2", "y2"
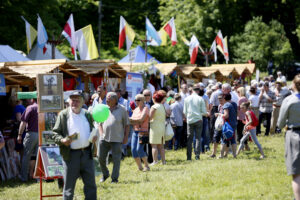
[
  {"x1": 135, "y1": 99, "x2": 141, "y2": 102},
  {"x1": 144, "y1": 94, "x2": 150, "y2": 96}
]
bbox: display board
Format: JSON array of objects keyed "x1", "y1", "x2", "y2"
[
  {"x1": 126, "y1": 72, "x2": 143, "y2": 102},
  {"x1": 34, "y1": 146, "x2": 63, "y2": 178},
  {"x1": 37, "y1": 73, "x2": 64, "y2": 112},
  {"x1": 38, "y1": 112, "x2": 58, "y2": 145}
]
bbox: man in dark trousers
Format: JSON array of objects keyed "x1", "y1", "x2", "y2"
[
  {"x1": 52, "y1": 91, "x2": 97, "y2": 200},
  {"x1": 17, "y1": 98, "x2": 38, "y2": 182}
]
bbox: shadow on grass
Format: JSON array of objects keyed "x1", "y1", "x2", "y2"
[
  {"x1": 120, "y1": 180, "x2": 141, "y2": 184},
  {"x1": 165, "y1": 159, "x2": 191, "y2": 166},
  {"x1": 0, "y1": 178, "x2": 38, "y2": 189}
]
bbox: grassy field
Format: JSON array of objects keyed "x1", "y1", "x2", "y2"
[{"x1": 0, "y1": 133, "x2": 293, "y2": 200}]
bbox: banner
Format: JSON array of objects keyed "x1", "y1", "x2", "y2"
[
  {"x1": 126, "y1": 72, "x2": 143, "y2": 102},
  {"x1": 0, "y1": 74, "x2": 6, "y2": 96}
]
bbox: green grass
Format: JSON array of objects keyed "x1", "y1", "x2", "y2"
[{"x1": 0, "y1": 134, "x2": 293, "y2": 200}]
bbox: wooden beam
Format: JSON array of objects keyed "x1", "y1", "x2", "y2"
[
  {"x1": 5, "y1": 76, "x2": 23, "y2": 84},
  {"x1": 59, "y1": 66, "x2": 79, "y2": 78},
  {"x1": 108, "y1": 67, "x2": 122, "y2": 78}
]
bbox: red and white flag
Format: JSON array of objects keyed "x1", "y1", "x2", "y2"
[
  {"x1": 119, "y1": 16, "x2": 135, "y2": 51},
  {"x1": 189, "y1": 35, "x2": 199, "y2": 64},
  {"x1": 163, "y1": 17, "x2": 177, "y2": 46},
  {"x1": 215, "y1": 30, "x2": 229, "y2": 62},
  {"x1": 62, "y1": 14, "x2": 77, "y2": 60}
]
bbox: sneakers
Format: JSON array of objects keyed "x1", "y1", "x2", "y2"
[
  {"x1": 195, "y1": 156, "x2": 200, "y2": 160},
  {"x1": 150, "y1": 161, "x2": 159, "y2": 166},
  {"x1": 209, "y1": 154, "x2": 216, "y2": 158}
]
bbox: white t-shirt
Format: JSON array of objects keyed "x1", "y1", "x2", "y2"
[
  {"x1": 276, "y1": 75, "x2": 286, "y2": 83},
  {"x1": 67, "y1": 108, "x2": 91, "y2": 149},
  {"x1": 230, "y1": 91, "x2": 239, "y2": 104},
  {"x1": 249, "y1": 94, "x2": 259, "y2": 108}
]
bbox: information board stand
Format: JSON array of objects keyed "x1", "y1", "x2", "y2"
[{"x1": 34, "y1": 73, "x2": 64, "y2": 200}]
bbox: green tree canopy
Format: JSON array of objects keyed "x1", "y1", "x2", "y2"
[{"x1": 230, "y1": 17, "x2": 293, "y2": 71}]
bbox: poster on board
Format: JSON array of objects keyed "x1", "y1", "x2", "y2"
[
  {"x1": 34, "y1": 146, "x2": 63, "y2": 178},
  {"x1": 0, "y1": 74, "x2": 6, "y2": 96},
  {"x1": 37, "y1": 73, "x2": 64, "y2": 113},
  {"x1": 126, "y1": 72, "x2": 143, "y2": 102}
]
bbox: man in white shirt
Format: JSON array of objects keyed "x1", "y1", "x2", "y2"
[
  {"x1": 53, "y1": 91, "x2": 98, "y2": 200},
  {"x1": 276, "y1": 71, "x2": 287, "y2": 84},
  {"x1": 180, "y1": 83, "x2": 189, "y2": 105},
  {"x1": 183, "y1": 85, "x2": 206, "y2": 160}
]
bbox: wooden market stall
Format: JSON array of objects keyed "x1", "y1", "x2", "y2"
[
  {"x1": 118, "y1": 62, "x2": 178, "y2": 76},
  {"x1": 0, "y1": 59, "x2": 76, "y2": 91},
  {"x1": 63, "y1": 60, "x2": 127, "y2": 92},
  {"x1": 191, "y1": 63, "x2": 256, "y2": 82}
]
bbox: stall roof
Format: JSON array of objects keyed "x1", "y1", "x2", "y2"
[
  {"x1": 211, "y1": 63, "x2": 255, "y2": 75},
  {"x1": 65, "y1": 60, "x2": 126, "y2": 78},
  {"x1": 118, "y1": 62, "x2": 177, "y2": 76},
  {"x1": 0, "y1": 59, "x2": 79, "y2": 85},
  {"x1": 177, "y1": 64, "x2": 198, "y2": 75},
  {"x1": 4, "y1": 59, "x2": 67, "y2": 78}
]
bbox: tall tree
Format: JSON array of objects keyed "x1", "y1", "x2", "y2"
[{"x1": 230, "y1": 17, "x2": 293, "y2": 71}]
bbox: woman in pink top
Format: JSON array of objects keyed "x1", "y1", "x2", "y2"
[{"x1": 129, "y1": 94, "x2": 150, "y2": 171}]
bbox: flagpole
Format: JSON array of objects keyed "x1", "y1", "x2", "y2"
[
  {"x1": 98, "y1": 0, "x2": 103, "y2": 59},
  {"x1": 145, "y1": 30, "x2": 147, "y2": 62}
]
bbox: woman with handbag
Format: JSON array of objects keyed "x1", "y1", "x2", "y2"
[
  {"x1": 149, "y1": 91, "x2": 166, "y2": 165},
  {"x1": 129, "y1": 94, "x2": 150, "y2": 172}
]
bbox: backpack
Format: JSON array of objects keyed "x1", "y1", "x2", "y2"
[
  {"x1": 222, "y1": 121, "x2": 234, "y2": 140},
  {"x1": 248, "y1": 111, "x2": 259, "y2": 127}
]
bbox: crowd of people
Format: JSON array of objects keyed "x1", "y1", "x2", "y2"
[{"x1": 2, "y1": 70, "x2": 300, "y2": 200}]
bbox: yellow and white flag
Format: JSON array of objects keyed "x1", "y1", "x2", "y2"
[
  {"x1": 75, "y1": 25, "x2": 99, "y2": 60},
  {"x1": 21, "y1": 16, "x2": 37, "y2": 53}
]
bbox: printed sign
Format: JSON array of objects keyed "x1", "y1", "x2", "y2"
[
  {"x1": 0, "y1": 74, "x2": 6, "y2": 96},
  {"x1": 126, "y1": 72, "x2": 143, "y2": 102}
]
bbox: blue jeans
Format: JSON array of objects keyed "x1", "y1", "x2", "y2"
[
  {"x1": 168, "y1": 126, "x2": 183, "y2": 150},
  {"x1": 131, "y1": 131, "x2": 147, "y2": 158},
  {"x1": 201, "y1": 117, "x2": 210, "y2": 152},
  {"x1": 238, "y1": 129, "x2": 263, "y2": 153},
  {"x1": 187, "y1": 120, "x2": 203, "y2": 159},
  {"x1": 193, "y1": 117, "x2": 210, "y2": 152}
]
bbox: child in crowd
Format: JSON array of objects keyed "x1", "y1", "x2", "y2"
[{"x1": 236, "y1": 102, "x2": 265, "y2": 159}]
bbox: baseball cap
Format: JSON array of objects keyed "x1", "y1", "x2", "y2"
[{"x1": 69, "y1": 91, "x2": 84, "y2": 98}]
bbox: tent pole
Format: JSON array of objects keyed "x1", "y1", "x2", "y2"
[{"x1": 145, "y1": 31, "x2": 148, "y2": 62}]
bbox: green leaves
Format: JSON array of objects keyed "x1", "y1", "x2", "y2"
[{"x1": 230, "y1": 17, "x2": 293, "y2": 71}]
